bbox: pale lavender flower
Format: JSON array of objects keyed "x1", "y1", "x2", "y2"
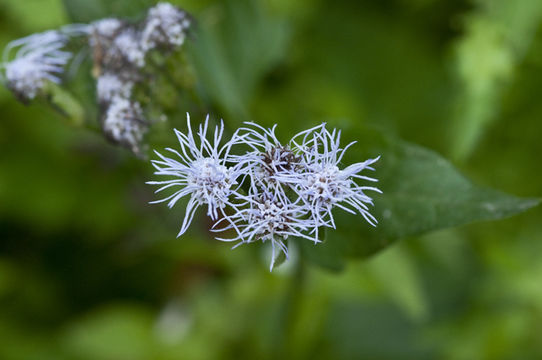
[
  {"x1": 147, "y1": 118, "x2": 381, "y2": 271},
  {"x1": 1, "y1": 30, "x2": 71, "y2": 101},
  {"x1": 141, "y1": 2, "x2": 191, "y2": 52},
  {"x1": 238, "y1": 122, "x2": 325, "y2": 187},
  {"x1": 103, "y1": 96, "x2": 147, "y2": 154},
  {"x1": 297, "y1": 126, "x2": 382, "y2": 229},
  {"x1": 213, "y1": 182, "x2": 318, "y2": 271},
  {"x1": 147, "y1": 114, "x2": 245, "y2": 236}
]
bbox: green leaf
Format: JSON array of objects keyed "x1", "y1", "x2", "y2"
[
  {"x1": 299, "y1": 227, "x2": 345, "y2": 272},
  {"x1": 302, "y1": 128, "x2": 539, "y2": 270}
]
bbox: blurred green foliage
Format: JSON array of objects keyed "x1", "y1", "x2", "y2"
[
  {"x1": 451, "y1": 0, "x2": 542, "y2": 160},
  {"x1": 1, "y1": 0, "x2": 542, "y2": 359}
]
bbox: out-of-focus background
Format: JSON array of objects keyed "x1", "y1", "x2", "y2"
[{"x1": 1, "y1": 0, "x2": 542, "y2": 359}]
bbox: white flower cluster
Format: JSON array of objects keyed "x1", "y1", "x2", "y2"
[
  {"x1": 89, "y1": 3, "x2": 191, "y2": 74},
  {"x1": 0, "y1": 2, "x2": 192, "y2": 156},
  {"x1": 96, "y1": 73, "x2": 133, "y2": 104},
  {"x1": 148, "y1": 114, "x2": 381, "y2": 270},
  {"x1": 103, "y1": 97, "x2": 146, "y2": 154},
  {"x1": 141, "y1": 2, "x2": 192, "y2": 52},
  {"x1": 89, "y1": 3, "x2": 191, "y2": 156}
]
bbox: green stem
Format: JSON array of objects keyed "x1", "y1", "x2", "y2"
[{"x1": 274, "y1": 257, "x2": 305, "y2": 358}]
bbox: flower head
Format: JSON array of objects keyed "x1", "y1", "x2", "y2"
[
  {"x1": 141, "y1": 3, "x2": 191, "y2": 52},
  {"x1": 114, "y1": 28, "x2": 146, "y2": 68},
  {"x1": 88, "y1": 18, "x2": 126, "y2": 73},
  {"x1": 214, "y1": 182, "x2": 318, "y2": 270},
  {"x1": 147, "y1": 114, "x2": 245, "y2": 236},
  {"x1": 1, "y1": 30, "x2": 71, "y2": 102},
  {"x1": 238, "y1": 122, "x2": 325, "y2": 186},
  {"x1": 102, "y1": 96, "x2": 147, "y2": 155},
  {"x1": 88, "y1": 19, "x2": 148, "y2": 74},
  {"x1": 89, "y1": 18, "x2": 123, "y2": 42},
  {"x1": 297, "y1": 126, "x2": 382, "y2": 228},
  {"x1": 96, "y1": 73, "x2": 133, "y2": 103}
]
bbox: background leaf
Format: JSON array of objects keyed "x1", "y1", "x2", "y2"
[{"x1": 301, "y1": 128, "x2": 539, "y2": 269}]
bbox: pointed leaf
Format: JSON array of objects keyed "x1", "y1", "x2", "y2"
[{"x1": 302, "y1": 128, "x2": 539, "y2": 269}]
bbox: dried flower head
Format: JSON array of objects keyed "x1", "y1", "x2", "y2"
[
  {"x1": 113, "y1": 28, "x2": 147, "y2": 68},
  {"x1": 90, "y1": 18, "x2": 124, "y2": 41},
  {"x1": 96, "y1": 73, "x2": 134, "y2": 103},
  {"x1": 1, "y1": 2, "x2": 195, "y2": 158},
  {"x1": 141, "y1": 2, "x2": 192, "y2": 52},
  {"x1": 102, "y1": 96, "x2": 147, "y2": 155},
  {"x1": 84, "y1": 4, "x2": 193, "y2": 156},
  {"x1": 88, "y1": 18, "x2": 126, "y2": 75}
]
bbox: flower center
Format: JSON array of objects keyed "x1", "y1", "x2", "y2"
[
  {"x1": 248, "y1": 197, "x2": 290, "y2": 240},
  {"x1": 304, "y1": 165, "x2": 346, "y2": 204},
  {"x1": 261, "y1": 146, "x2": 300, "y2": 176},
  {"x1": 188, "y1": 158, "x2": 232, "y2": 205}
]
